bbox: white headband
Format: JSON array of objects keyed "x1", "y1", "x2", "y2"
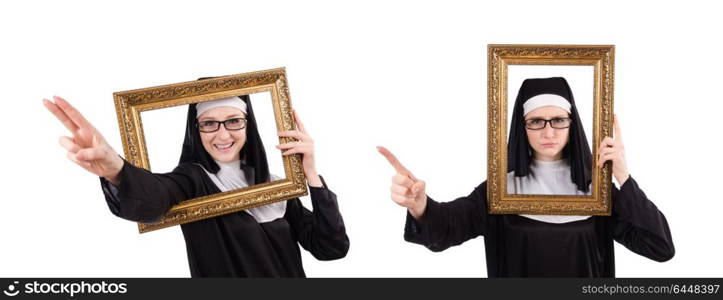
[
  {"x1": 196, "y1": 97, "x2": 248, "y2": 118},
  {"x1": 523, "y1": 94, "x2": 571, "y2": 116}
]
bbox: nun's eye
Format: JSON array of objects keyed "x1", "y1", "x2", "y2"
[
  {"x1": 550, "y1": 118, "x2": 571, "y2": 127},
  {"x1": 223, "y1": 118, "x2": 247, "y2": 130},
  {"x1": 201, "y1": 121, "x2": 218, "y2": 127},
  {"x1": 525, "y1": 119, "x2": 546, "y2": 128},
  {"x1": 198, "y1": 120, "x2": 221, "y2": 133},
  {"x1": 524, "y1": 117, "x2": 572, "y2": 130},
  {"x1": 198, "y1": 118, "x2": 247, "y2": 133}
]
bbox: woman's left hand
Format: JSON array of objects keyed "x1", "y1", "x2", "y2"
[
  {"x1": 277, "y1": 110, "x2": 323, "y2": 187},
  {"x1": 597, "y1": 114, "x2": 630, "y2": 185}
]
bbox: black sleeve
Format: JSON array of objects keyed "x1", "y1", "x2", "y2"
[
  {"x1": 403, "y1": 181, "x2": 488, "y2": 252},
  {"x1": 285, "y1": 175, "x2": 350, "y2": 260},
  {"x1": 100, "y1": 159, "x2": 200, "y2": 223},
  {"x1": 610, "y1": 176, "x2": 675, "y2": 262}
]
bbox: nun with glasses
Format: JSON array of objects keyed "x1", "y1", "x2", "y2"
[
  {"x1": 44, "y1": 92, "x2": 349, "y2": 277},
  {"x1": 379, "y1": 77, "x2": 674, "y2": 277}
]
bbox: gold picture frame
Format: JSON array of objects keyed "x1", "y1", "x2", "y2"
[
  {"x1": 487, "y1": 44, "x2": 615, "y2": 215},
  {"x1": 113, "y1": 68, "x2": 308, "y2": 233}
]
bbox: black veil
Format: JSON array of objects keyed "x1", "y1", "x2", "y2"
[
  {"x1": 179, "y1": 80, "x2": 270, "y2": 185},
  {"x1": 507, "y1": 77, "x2": 592, "y2": 192}
]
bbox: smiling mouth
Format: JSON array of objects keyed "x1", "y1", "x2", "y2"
[{"x1": 214, "y1": 142, "x2": 235, "y2": 151}]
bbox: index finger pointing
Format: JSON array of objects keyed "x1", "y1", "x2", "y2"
[
  {"x1": 53, "y1": 96, "x2": 95, "y2": 133},
  {"x1": 44, "y1": 98, "x2": 79, "y2": 133},
  {"x1": 292, "y1": 109, "x2": 307, "y2": 133},
  {"x1": 613, "y1": 114, "x2": 622, "y2": 141},
  {"x1": 377, "y1": 146, "x2": 414, "y2": 178}
]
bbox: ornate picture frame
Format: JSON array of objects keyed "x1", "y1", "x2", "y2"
[
  {"x1": 113, "y1": 68, "x2": 308, "y2": 233},
  {"x1": 487, "y1": 44, "x2": 615, "y2": 215}
]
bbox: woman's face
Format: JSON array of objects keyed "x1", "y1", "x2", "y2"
[
  {"x1": 198, "y1": 106, "x2": 247, "y2": 163},
  {"x1": 524, "y1": 106, "x2": 570, "y2": 161}
]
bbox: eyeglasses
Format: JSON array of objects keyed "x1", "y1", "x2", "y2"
[
  {"x1": 197, "y1": 118, "x2": 247, "y2": 133},
  {"x1": 524, "y1": 117, "x2": 572, "y2": 130}
]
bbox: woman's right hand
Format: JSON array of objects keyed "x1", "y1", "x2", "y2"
[
  {"x1": 44, "y1": 96, "x2": 124, "y2": 185},
  {"x1": 377, "y1": 146, "x2": 427, "y2": 220}
]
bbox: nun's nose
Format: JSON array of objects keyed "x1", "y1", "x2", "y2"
[
  {"x1": 217, "y1": 126, "x2": 232, "y2": 139},
  {"x1": 542, "y1": 123, "x2": 556, "y2": 138}
]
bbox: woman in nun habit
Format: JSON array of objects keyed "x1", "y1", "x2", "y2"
[
  {"x1": 44, "y1": 93, "x2": 349, "y2": 277},
  {"x1": 379, "y1": 77, "x2": 674, "y2": 277}
]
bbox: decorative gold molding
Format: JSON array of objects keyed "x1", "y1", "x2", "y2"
[
  {"x1": 113, "y1": 68, "x2": 308, "y2": 233},
  {"x1": 487, "y1": 45, "x2": 614, "y2": 215}
]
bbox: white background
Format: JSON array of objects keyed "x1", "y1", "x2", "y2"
[{"x1": 1, "y1": 0, "x2": 721, "y2": 277}]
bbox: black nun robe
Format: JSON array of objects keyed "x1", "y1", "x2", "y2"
[
  {"x1": 403, "y1": 77, "x2": 674, "y2": 277},
  {"x1": 98, "y1": 95, "x2": 349, "y2": 277}
]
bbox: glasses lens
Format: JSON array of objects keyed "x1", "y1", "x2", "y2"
[
  {"x1": 199, "y1": 121, "x2": 219, "y2": 132},
  {"x1": 525, "y1": 119, "x2": 545, "y2": 129},
  {"x1": 550, "y1": 118, "x2": 571, "y2": 129},
  {"x1": 224, "y1": 118, "x2": 246, "y2": 130}
]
